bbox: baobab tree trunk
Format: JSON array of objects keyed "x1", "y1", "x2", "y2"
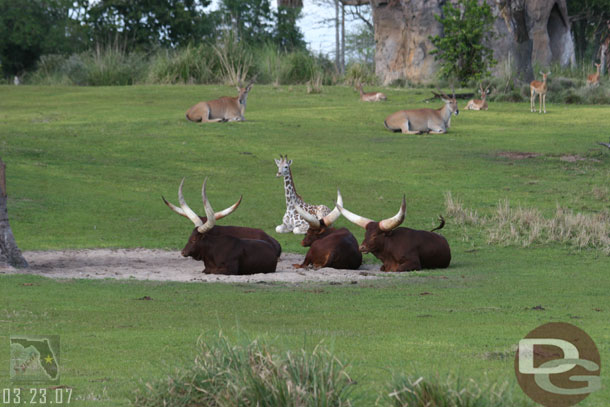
[{"x1": 0, "y1": 157, "x2": 28, "y2": 268}]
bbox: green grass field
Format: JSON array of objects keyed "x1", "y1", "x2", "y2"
[{"x1": 0, "y1": 85, "x2": 608, "y2": 406}]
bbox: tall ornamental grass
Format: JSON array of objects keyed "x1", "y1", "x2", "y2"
[{"x1": 133, "y1": 333, "x2": 356, "y2": 407}]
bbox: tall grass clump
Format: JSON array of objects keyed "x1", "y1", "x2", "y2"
[
  {"x1": 445, "y1": 194, "x2": 610, "y2": 254},
  {"x1": 213, "y1": 35, "x2": 254, "y2": 86},
  {"x1": 147, "y1": 44, "x2": 217, "y2": 84},
  {"x1": 133, "y1": 333, "x2": 356, "y2": 407},
  {"x1": 253, "y1": 43, "x2": 286, "y2": 85},
  {"x1": 383, "y1": 374, "x2": 532, "y2": 407},
  {"x1": 344, "y1": 62, "x2": 376, "y2": 86},
  {"x1": 83, "y1": 44, "x2": 147, "y2": 85}
]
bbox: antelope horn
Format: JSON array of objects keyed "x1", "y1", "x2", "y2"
[
  {"x1": 295, "y1": 204, "x2": 321, "y2": 229},
  {"x1": 321, "y1": 189, "x2": 343, "y2": 226},
  {"x1": 177, "y1": 178, "x2": 204, "y2": 229},
  {"x1": 197, "y1": 178, "x2": 215, "y2": 234},
  {"x1": 378, "y1": 195, "x2": 406, "y2": 232},
  {"x1": 336, "y1": 198, "x2": 373, "y2": 229}
]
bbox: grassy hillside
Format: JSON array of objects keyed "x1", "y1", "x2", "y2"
[{"x1": 0, "y1": 85, "x2": 608, "y2": 406}]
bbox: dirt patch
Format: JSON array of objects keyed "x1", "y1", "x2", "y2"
[
  {"x1": 0, "y1": 249, "x2": 384, "y2": 284},
  {"x1": 559, "y1": 154, "x2": 600, "y2": 163},
  {"x1": 496, "y1": 151, "x2": 541, "y2": 160}
]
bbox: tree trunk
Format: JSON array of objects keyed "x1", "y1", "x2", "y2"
[
  {"x1": 335, "y1": 0, "x2": 340, "y2": 73},
  {"x1": 341, "y1": 2, "x2": 345, "y2": 73},
  {"x1": 0, "y1": 158, "x2": 28, "y2": 268}
]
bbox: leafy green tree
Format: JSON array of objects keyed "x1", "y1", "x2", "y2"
[
  {"x1": 0, "y1": 0, "x2": 86, "y2": 76},
  {"x1": 218, "y1": 0, "x2": 274, "y2": 46},
  {"x1": 274, "y1": 6, "x2": 306, "y2": 51},
  {"x1": 87, "y1": 0, "x2": 218, "y2": 49},
  {"x1": 430, "y1": 0, "x2": 496, "y2": 84},
  {"x1": 569, "y1": 0, "x2": 610, "y2": 62}
]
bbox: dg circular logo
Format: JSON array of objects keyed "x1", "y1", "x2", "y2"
[{"x1": 514, "y1": 322, "x2": 601, "y2": 406}]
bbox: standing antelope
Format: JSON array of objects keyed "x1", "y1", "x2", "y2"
[
  {"x1": 465, "y1": 83, "x2": 490, "y2": 111},
  {"x1": 356, "y1": 82, "x2": 387, "y2": 102},
  {"x1": 186, "y1": 80, "x2": 254, "y2": 123},
  {"x1": 530, "y1": 72, "x2": 549, "y2": 114},
  {"x1": 587, "y1": 63, "x2": 602, "y2": 87},
  {"x1": 384, "y1": 90, "x2": 459, "y2": 134}
]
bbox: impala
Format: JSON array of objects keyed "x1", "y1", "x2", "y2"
[
  {"x1": 530, "y1": 72, "x2": 549, "y2": 114},
  {"x1": 587, "y1": 63, "x2": 601, "y2": 87},
  {"x1": 186, "y1": 80, "x2": 254, "y2": 123},
  {"x1": 384, "y1": 89, "x2": 459, "y2": 134},
  {"x1": 356, "y1": 82, "x2": 387, "y2": 102},
  {"x1": 465, "y1": 83, "x2": 490, "y2": 111}
]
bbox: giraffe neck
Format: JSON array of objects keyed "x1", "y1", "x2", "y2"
[{"x1": 283, "y1": 169, "x2": 303, "y2": 208}]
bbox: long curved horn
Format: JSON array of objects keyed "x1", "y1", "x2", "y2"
[
  {"x1": 177, "y1": 178, "x2": 204, "y2": 229},
  {"x1": 213, "y1": 195, "x2": 242, "y2": 220},
  {"x1": 162, "y1": 195, "x2": 187, "y2": 218},
  {"x1": 295, "y1": 204, "x2": 321, "y2": 229},
  {"x1": 336, "y1": 199, "x2": 372, "y2": 229},
  {"x1": 197, "y1": 178, "x2": 215, "y2": 234},
  {"x1": 321, "y1": 189, "x2": 343, "y2": 226},
  {"x1": 163, "y1": 192, "x2": 241, "y2": 221},
  {"x1": 379, "y1": 195, "x2": 406, "y2": 232}
]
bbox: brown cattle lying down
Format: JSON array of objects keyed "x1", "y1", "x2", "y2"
[
  {"x1": 293, "y1": 191, "x2": 362, "y2": 270},
  {"x1": 337, "y1": 195, "x2": 451, "y2": 272},
  {"x1": 186, "y1": 81, "x2": 254, "y2": 123},
  {"x1": 163, "y1": 178, "x2": 279, "y2": 275}
]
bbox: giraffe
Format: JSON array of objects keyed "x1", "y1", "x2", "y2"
[{"x1": 275, "y1": 155, "x2": 331, "y2": 234}]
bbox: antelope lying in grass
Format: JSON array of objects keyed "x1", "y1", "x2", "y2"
[
  {"x1": 587, "y1": 63, "x2": 602, "y2": 87},
  {"x1": 356, "y1": 82, "x2": 387, "y2": 102},
  {"x1": 465, "y1": 83, "x2": 490, "y2": 111},
  {"x1": 186, "y1": 80, "x2": 254, "y2": 123},
  {"x1": 530, "y1": 72, "x2": 549, "y2": 114},
  {"x1": 384, "y1": 89, "x2": 459, "y2": 134}
]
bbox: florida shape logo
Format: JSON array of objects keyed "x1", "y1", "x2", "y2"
[{"x1": 514, "y1": 322, "x2": 601, "y2": 406}]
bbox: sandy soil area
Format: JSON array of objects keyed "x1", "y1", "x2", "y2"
[{"x1": 0, "y1": 249, "x2": 383, "y2": 284}]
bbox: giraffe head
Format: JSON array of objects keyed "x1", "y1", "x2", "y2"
[{"x1": 274, "y1": 155, "x2": 293, "y2": 177}]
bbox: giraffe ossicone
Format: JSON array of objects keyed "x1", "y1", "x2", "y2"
[{"x1": 274, "y1": 155, "x2": 330, "y2": 234}]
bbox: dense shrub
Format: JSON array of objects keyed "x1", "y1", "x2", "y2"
[
  {"x1": 147, "y1": 44, "x2": 218, "y2": 84},
  {"x1": 25, "y1": 42, "x2": 335, "y2": 86},
  {"x1": 344, "y1": 62, "x2": 376, "y2": 86}
]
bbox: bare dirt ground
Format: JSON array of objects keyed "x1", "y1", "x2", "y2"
[{"x1": 0, "y1": 249, "x2": 383, "y2": 284}]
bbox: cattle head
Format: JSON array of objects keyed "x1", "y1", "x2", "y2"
[
  {"x1": 295, "y1": 190, "x2": 343, "y2": 246},
  {"x1": 337, "y1": 195, "x2": 406, "y2": 254},
  {"x1": 163, "y1": 178, "x2": 241, "y2": 259},
  {"x1": 274, "y1": 154, "x2": 293, "y2": 177}
]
